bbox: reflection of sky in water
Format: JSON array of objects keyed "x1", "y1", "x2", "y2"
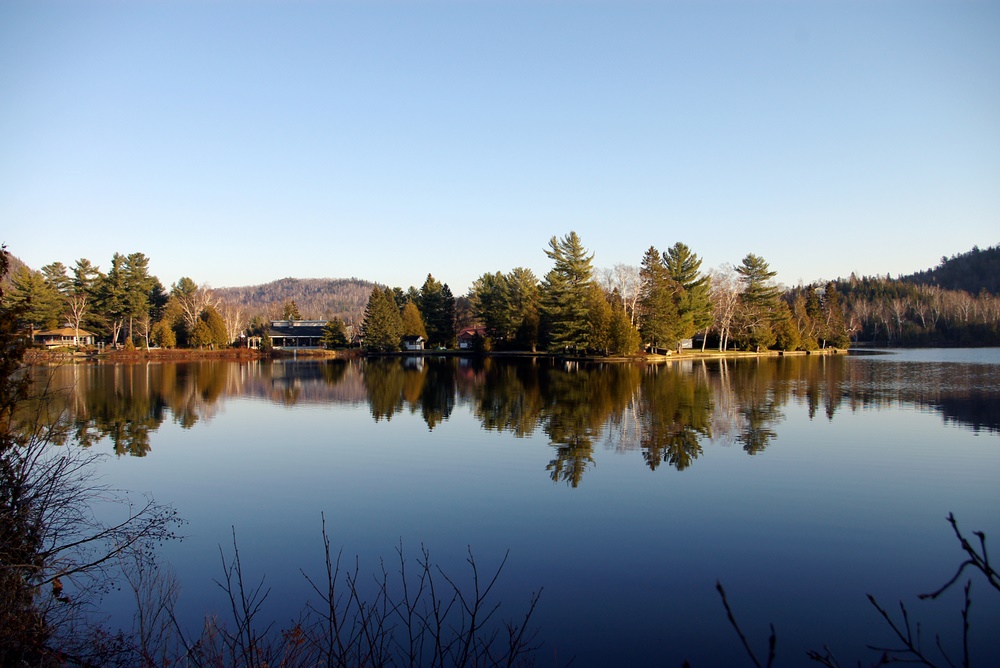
[{"x1": 80, "y1": 354, "x2": 1000, "y2": 666}]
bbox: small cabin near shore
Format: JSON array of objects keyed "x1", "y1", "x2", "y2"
[
  {"x1": 34, "y1": 327, "x2": 95, "y2": 348},
  {"x1": 457, "y1": 327, "x2": 486, "y2": 350},
  {"x1": 402, "y1": 335, "x2": 425, "y2": 351}
]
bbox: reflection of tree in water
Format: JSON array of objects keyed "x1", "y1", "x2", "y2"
[
  {"x1": 637, "y1": 365, "x2": 712, "y2": 471},
  {"x1": 471, "y1": 360, "x2": 543, "y2": 438},
  {"x1": 29, "y1": 361, "x2": 236, "y2": 457},
  {"x1": 541, "y1": 363, "x2": 639, "y2": 487},
  {"x1": 419, "y1": 360, "x2": 455, "y2": 430},
  {"x1": 728, "y1": 360, "x2": 784, "y2": 455},
  {"x1": 363, "y1": 359, "x2": 409, "y2": 422}
]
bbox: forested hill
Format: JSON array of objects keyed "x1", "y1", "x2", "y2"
[
  {"x1": 903, "y1": 244, "x2": 1000, "y2": 295},
  {"x1": 0, "y1": 252, "x2": 28, "y2": 292},
  {"x1": 214, "y1": 277, "x2": 375, "y2": 324}
]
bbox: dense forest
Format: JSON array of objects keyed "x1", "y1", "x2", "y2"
[
  {"x1": 904, "y1": 244, "x2": 1000, "y2": 295},
  {"x1": 5, "y1": 238, "x2": 999, "y2": 353}
]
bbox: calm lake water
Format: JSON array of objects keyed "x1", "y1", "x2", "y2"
[{"x1": 34, "y1": 349, "x2": 1000, "y2": 666}]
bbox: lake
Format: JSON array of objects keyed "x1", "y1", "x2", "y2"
[{"x1": 33, "y1": 349, "x2": 1000, "y2": 666}]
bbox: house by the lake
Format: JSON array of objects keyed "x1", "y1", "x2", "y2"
[
  {"x1": 456, "y1": 327, "x2": 486, "y2": 350},
  {"x1": 267, "y1": 320, "x2": 327, "y2": 349},
  {"x1": 33, "y1": 327, "x2": 95, "y2": 348},
  {"x1": 402, "y1": 335, "x2": 425, "y2": 351}
]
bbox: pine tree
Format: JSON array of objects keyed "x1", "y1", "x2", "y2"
[
  {"x1": 664, "y1": 242, "x2": 712, "y2": 340},
  {"x1": 734, "y1": 253, "x2": 781, "y2": 351},
  {"x1": 540, "y1": 231, "x2": 594, "y2": 351},
  {"x1": 417, "y1": 275, "x2": 456, "y2": 347},
  {"x1": 608, "y1": 304, "x2": 641, "y2": 356},
  {"x1": 320, "y1": 318, "x2": 349, "y2": 349},
  {"x1": 9, "y1": 266, "x2": 62, "y2": 331},
  {"x1": 282, "y1": 300, "x2": 302, "y2": 321},
  {"x1": 638, "y1": 247, "x2": 681, "y2": 352},
  {"x1": 586, "y1": 282, "x2": 612, "y2": 355},
  {"x1": 362, "y1": 286, "x2": 404, "y2": 352}
]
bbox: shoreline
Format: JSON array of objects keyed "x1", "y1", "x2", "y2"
[{"x1": 24, "y1": 346, "x2": 848, "y2": 365}]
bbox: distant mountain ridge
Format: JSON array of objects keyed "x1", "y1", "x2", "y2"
[
  {"x1": 215, "y1": 277, "x2": 376, "y2": 324},
  {"x1": 902, "y1": 244, "x2": 1000, "y2": 295}
]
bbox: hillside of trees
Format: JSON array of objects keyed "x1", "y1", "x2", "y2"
[
  {"x1": 903, "y1": 244, "x2": 1000, "y2": 295},
  {"x1": 214, "y1": 277, "x2": 375, "y2": 325}
]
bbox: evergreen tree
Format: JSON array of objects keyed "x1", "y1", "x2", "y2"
[
  {"x1": 191, "y1": 305, "x2": 229, "y2": 348},
  {"x1": 540, "y1": 231, "x2": 594, "y2": 351},
  {"x1": 400, "y1": 301, "x2": 428, "y2": 340},
  {"x1": 772, "y1": 301, "x2": 801, "y2": 351},
  {"x1": 282, "y1": 300, "x2": 302, "y2": 320},
  {"x1": 586, "y1": 282, "x2": 612, "y2": 355},
  {"x1": 470, "y1": 272, "x2": 512, "y2": 341},
  {"x1": 508, "y1": 268, "x2": 540, "y2": 351},
  {"x1": 417, "y1": 275, "x2": 455, "y2": 347},
  {"x1": 321, "y1": 318, "x2": 349, "y2": 349},
  {"x1": 664, "y1": 242, "x2": 712, "y2": 339},
  {"x1": 362, "y1": 286, "x2": 404, "y2": 352},
  {"x1": 608, "y1": 303, "x2": 641, "y2": 356},
  {"x1": 638, "y1": 247, "x2": 681, "y2": 352},
  {"x1": 734, "y1": 253, "x2": 781, "y2": 351},
  {"x1": 40, "y1": 262, "x2": 71, "y2": 327},
  {"x1": 9, "y1": 266, "x2": 62, "y2": 331}
]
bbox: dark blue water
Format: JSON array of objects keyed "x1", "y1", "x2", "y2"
[{"x1": 50, "y1": 350, "x2": 1000, "y2": 666}]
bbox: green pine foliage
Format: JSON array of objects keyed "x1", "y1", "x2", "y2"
[
  {"x1": 321, "y1": 318, "x2": 349, "y2": 349},
  {"x1": 733, "y1": 254, "x2": 782, "y2": 351},
  {"x1": 664, "y1": 242, "x2": 713, "y2": 339},
  {"x1": 417, "y1": 275, "x2": 456, "y2": 348},
  {"x1": 362, "y1": 286, "x2": 404, "y2": 352},
  {"x1": 9, "y1": 266, "x2": 63, "y2": 331},
  {"x1": 638, "y1": 247, "x2": 682, "y2": 352},
  {"x1": 540, "y1": 232, "x2": 594, "y2": 352},
  {"x1": 191, "y1": 306, "x2": 229, "y2": 348}
]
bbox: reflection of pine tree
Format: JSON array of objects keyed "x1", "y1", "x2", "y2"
[
  {"x1": 638, "y1": 366, "x2": 712, "y2": 471},
  {"x1": 472, "y1": 363, "x2": 543, "y2": 437},
  {"x1": 540, "y1": 364, "x2": 640, "y2": 486},
  {"x1": 363, "y1": 360, "x2": 406, "y2": 422},
  {"x1": 546, "y1": 435, "x2": 594, "y2": 488},
  {"x1": 420, "y1": 362, "x2": 455, "y2": 430}
]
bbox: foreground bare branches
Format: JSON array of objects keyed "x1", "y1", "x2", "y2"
[
  {"x1": 169, "y1": 515, "x2": 543, "y2": 668},
  {"x1": 719, "y1": 514, "x2": 998, "y2": 668}
]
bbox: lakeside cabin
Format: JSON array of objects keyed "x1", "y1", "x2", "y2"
[
  {"x1": 402, "y1": 335, "x2": 425, "y2": 351},
  {"x1": 457, "y1": 327, "x2": 487, "y2": 350},
  {"x1": 34, "y1": 327, "x2": 96, "y2": 348},
  {"x1": 267, "y1": 320, "x2": 327, "y2": 349}
]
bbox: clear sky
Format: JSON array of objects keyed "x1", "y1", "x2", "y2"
[{"x1": 2, "y1": 0, "x2": 998, "y2": 295}]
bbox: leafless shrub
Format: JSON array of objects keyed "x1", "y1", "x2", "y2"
[{"x1": 172, "y1": 515, "x2": 544, "y2": 668}]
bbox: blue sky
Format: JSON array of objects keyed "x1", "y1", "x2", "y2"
[{"x1": 2, "y1": 1, "x2": 998, "y2": 294}]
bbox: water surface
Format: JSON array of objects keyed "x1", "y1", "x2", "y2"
[{"x1": 34, "y1": 349, "x2": 1000, "y2": 666}]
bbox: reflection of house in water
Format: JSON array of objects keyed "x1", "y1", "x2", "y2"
[
  {"x1": 268, "y1": 320, "x2": 326, "y2": 349},
  {"x1": 403, "y1": 356, "x2": 424, "y2": 371}
]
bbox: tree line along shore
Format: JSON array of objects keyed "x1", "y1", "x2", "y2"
[{"x1": 4, "y1": 237, "x2": 998, "y2": 359}]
